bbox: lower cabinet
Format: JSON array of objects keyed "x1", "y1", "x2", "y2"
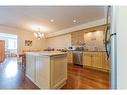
[
  {"x1": 92, "y1": 52, "x2": 102, "y2": 69},
  {"x1": 26, "y1": 54, "x2": 67, "y2": 89},
  {"x1": 67, "y1": 51, "x2": 73, "y2": 64},
  {"x1": 102, "y1": 52, "x2": 110, "y2": 71},
  {"x1": 83, "y1": 52, "x2": 92, "y2": 67},
  {"x1": 83, "y1": 52, "x2": 110, "y2": 72}
]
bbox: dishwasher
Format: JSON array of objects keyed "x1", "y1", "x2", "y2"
[{"x1": 73, "y1": 51, "x2": 83, "y2": 66}]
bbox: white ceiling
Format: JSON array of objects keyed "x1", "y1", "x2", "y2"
[{"x1": 0, "y1": 6, "x2": 107, "y2": 34}]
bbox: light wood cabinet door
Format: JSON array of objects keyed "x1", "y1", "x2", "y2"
[
  {"x1": 26, "y1": 54, "x2": 35, "y2": 82},
  {"x1": 71, "y1": 31, "x2": 84, "y2": 46},
  {"x1": 92, "y1": 52, "x2": 102, "y2": 69},
  {"x1": 83, "y1": 52, "x2": 92, "y2": 67},
  {"x1": 102, "y1": 52, "x2": 110, "y2": 71},
  {"x1": 67, "y1": 51, "x2": 73, "y2": 64},
  {"x1": 71, "y1": 32, "x2": 78, "y2": 46}
]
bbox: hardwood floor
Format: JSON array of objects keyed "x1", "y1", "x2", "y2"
[
  {"x1": 0, "y1": 58, "x2": 110, "y2": 89},
  {"x1": 62, "y1": 63, "x2": 110, "y2": 89},
  {"x1": 0, "y1": 58, "x2": 39, "y2": 89}
]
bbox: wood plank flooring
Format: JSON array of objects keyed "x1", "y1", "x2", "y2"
[
  {"x1": 0, "y1": 58, "x2": 39, "y2": 89},
  {"x1": 0, "y1": 58, "x2": 110, "y2": 89},
  {"x1": 62, "y1": 63, "x2": 110, "y2": 89}
]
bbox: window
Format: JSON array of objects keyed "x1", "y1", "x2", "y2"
[{"x1": 8, "y1": 39, "x2": 17, "y2": 49}]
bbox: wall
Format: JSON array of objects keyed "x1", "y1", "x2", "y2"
[
  {"x1": 0, "y1": 25, "x2": 46, "y2": 53},
  {"x1": 46, "y1": 34, "x2": 71, "y2": 49},
  {"x1": 115, "y1": 6, "x2": 127, "y2": 89}
]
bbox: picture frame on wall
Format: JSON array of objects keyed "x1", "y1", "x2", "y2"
[{"x1": 25, "y1": 40, "x2": 32, "y2": 46}]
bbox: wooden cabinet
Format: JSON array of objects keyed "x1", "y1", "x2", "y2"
[
  {"x1": 67, "y1": 51, "x2": 73, "y2": 63},
  {"x1": 92, "y1": 52, "x2": 102, "y2": 69},
  {"x1": 0, "y1": 40, "x2": 5, "y2": 63},
  {"x1": 83, "y1": 52, "x2": 110, "y2": 72},
  {"x1": 83, "y1": 52, "x2": 92, "y2": 66},
  {"x1": 71, "y1": 31, "x2": 84, "y2": 46},
  {"x1": 102, "y1": 52, "x2": 110, "y2": 71}
]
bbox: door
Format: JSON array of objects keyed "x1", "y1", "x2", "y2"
[
  {"x1": 73, "y1": 51, "x2": 83, "y2": 65},
  {"x1": 0, "y1": 40, "x2": 5, "y2": 62},
  {"x1": 102, "y1": 52, "x2": 110, "y2": 71},
  {"x1": 83, "y1": 52, "x2": 92, "y2": 67},
  {"x1": 92, "y1": 52, "x2": 102, "y2": 69}
]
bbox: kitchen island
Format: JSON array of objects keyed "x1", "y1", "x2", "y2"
[{"x1": 25, "y1": 51, "x2": 67, "y2": 89}]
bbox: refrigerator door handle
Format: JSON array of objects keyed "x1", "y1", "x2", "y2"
[{"x1": 111, "y1": 33, "x2": 116, "y2": 37}]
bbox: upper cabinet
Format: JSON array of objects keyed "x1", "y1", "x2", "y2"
[
  {"x1": 71, "y1": 25, "x2": 106, "y2": 51},
  {"x1": 71, "y1": 30, "x2": 84, "y2": 46}
]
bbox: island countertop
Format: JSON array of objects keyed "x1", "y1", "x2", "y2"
[{"x1": 25, "y1": 51, "x2": 67, "y2": 56}]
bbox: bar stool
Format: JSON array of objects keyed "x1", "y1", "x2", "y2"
[{"x1": 19, "y1": 53, "x2": 26, "y2": 77}]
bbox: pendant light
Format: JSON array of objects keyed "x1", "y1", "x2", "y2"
[{"x1": 33, "y1": 27, "x2": 45, "y2": 40}]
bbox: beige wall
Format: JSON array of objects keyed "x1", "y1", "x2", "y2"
[
  {"x1": 0, "y1": 25, "x2": 46, "y2": 53},
  {"x1": 46, "y1": 34, "x2": 71, "y2": 49}
]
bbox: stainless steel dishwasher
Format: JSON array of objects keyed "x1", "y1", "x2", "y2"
[{"x1": 73, "y1": 51, "x2": 83, "y2": 66}]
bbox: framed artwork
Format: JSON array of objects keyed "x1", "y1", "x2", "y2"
[{"x1": 25, "y1": 40, "x2": 32, "y2": 46}]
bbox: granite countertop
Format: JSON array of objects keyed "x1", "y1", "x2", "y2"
[{"x1": 25, "y1": 51, "x2": 67, "y2": 56}]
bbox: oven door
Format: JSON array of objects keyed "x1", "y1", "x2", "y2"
[{"x1": 73, "y1": 51, "x2": 83, "y2": 66}]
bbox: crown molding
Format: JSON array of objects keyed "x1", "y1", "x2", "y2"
[{"x1": 45, "y1": 18, "x2": 106, "y2": 38}]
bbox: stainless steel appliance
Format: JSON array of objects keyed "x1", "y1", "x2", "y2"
[{"x1": 73, "y1": 51, "x2": 83, "y2": 66}]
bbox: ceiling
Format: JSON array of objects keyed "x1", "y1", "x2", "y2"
[{"x1": 0, "y1": 6, "x2": 107, "y2": 34}]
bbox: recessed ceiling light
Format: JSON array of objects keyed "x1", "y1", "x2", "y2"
[
  {"x1": 50, "y1": 19, "x2": 54, "y2": 22},
  {"x1": 73, "y1": 20, "x2": 77, "y2": 23}
]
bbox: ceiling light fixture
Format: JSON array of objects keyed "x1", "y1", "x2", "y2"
[
  {"x1": 33, "y1": 28, "x2": 45, "y2": 40},
  {"x1": 73, "y1": 19, "x2": 77, "y2": 23},
  {"x1": 50, "y1": 19, "x2": 54, "y2": 22}
]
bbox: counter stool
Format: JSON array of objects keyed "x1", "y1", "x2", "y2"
[{"x1": 19, "y1": 53, "x2": 26, "y2": 78}]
